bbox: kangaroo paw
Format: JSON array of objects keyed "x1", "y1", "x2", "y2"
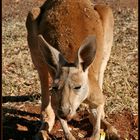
[{"x1": 105, "y1": 126, "x2": 120, "y2": 140}]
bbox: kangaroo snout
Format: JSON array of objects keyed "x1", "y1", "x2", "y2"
[{"x1": 58, "y1": 106, "x2": 73, "y2": 121}]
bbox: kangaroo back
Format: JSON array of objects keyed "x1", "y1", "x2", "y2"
[{"x1": 26, "y1": 0, "x2": 108, "y2": 79}]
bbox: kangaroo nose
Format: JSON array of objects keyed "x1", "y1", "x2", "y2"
[
  {"x1": 58, "y1": 107, "x2": 70, "y2": 119},
  {"x1": 58, "y1": 109, "x2": 65, "y2": 119}
]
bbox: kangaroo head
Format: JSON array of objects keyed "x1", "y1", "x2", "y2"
[{"x1": 38, "y1": 35, "x2": 97, "y2": 120}]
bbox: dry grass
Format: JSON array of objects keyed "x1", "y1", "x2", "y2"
[
  {"x1": 103, "y1": 8, "x2": 138, "y2": 114},
  {"x1": 2, "y1": 20, "x2": 40, "y2": 96}
]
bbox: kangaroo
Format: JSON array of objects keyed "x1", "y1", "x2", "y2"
[{"x1": 26, "y1": 0, "x2": 119, "y2": 139}]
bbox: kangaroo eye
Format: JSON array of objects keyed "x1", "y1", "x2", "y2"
[
  {"x1": 74, "y1": 86, "x2": 81, "y2": 90},
  {"x1": 52, "y1": 86, "x2": 58, "y2": 91},
  {"x1": 51, "y1": 86, "x2": 58, "y2": 95}
]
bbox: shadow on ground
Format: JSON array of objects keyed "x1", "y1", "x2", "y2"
[
  {"x1": 2, "y1": 95, "x2": 93, "y2": 140},
  {"x1": 2, "y1": 95, "x2": 41, "y2": 140},
  {"x1": 2, "y1": 95, "x2": 138, "y2": 140},
  {"x1": 2, "y1": 94, "x2": 41, "y2": 103}
]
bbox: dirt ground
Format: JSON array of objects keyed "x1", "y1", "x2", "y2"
[{"x1": 2, "y1": 0, "x2": 138, "y2": 140}]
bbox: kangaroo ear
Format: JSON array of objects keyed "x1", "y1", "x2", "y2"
[
  {"x1": 77, "y1": 35, "x2": 97, "y2": 71},
  {"x1": 38, "y1": 35, "x2": 67, "y2": 74}
]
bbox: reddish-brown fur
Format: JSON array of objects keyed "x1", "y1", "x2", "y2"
[{"x1": 26, "y1": 0, "x2": 119, "y2": 139}]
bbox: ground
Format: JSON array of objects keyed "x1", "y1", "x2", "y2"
[{"x1": 2, "y1": 0, "x2": 138, "y2": 140}]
